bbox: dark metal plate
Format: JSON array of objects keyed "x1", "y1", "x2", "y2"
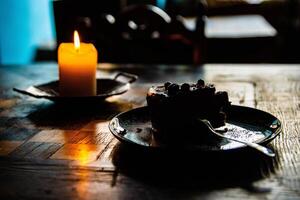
[
  {"x1": 13, "y1": 72, "x2": 137, "y2": 102},
  {"x1": 109, "y1": 105, "x2": 282, "y2": 151}
]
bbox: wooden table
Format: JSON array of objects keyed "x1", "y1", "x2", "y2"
[
  {"x1": 182, "y1": 15, "x2": 278, "y2": 62},
  {"x1": 183, "y1": 15, "x2": 277, "y2": 38},
  {"x1": 0, "y1": 63, "x2": 299, "y2": 199}
]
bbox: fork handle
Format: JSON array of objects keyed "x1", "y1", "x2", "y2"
[{"x1": 200, "y1": 119, "x2": 275, "y2": 157}]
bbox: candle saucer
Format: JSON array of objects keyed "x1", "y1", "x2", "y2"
[{"x1": 13, "y1": 72, "x2": 138, "y2": 102}]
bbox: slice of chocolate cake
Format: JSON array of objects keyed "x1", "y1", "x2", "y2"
[{"x1": 146, "y1": 79, "x2": 231, "y2": 143}]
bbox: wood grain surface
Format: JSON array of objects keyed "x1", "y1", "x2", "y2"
[{"x1": 0, "y1": 63, "x2": 299, "y2": 200}]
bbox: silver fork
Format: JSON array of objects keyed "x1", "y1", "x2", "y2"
[{"x1": 200, "y1": 119, "x2": 275, "y2": 157}]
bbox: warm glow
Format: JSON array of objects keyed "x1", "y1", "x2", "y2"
[
  {"x1": 74, "y1": 30, "x2": 80, "y2": 50},
  {"x1": 77, "y1": 145, "x2": 91, "y2": 165}
]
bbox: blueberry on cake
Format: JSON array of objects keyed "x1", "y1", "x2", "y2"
[{"x1": 146, "y1": 79, "x2": 231, "y2": 143}]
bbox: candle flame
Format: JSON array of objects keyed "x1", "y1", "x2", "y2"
[{"x1": 74, "y1": 30, "x2": 80, "y2": 50}]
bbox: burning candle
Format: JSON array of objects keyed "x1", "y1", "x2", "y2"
[{"x1": 58, "y1": 31, "x2": 97, "y2": 96}]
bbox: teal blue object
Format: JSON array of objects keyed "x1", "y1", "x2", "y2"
[
  {"x1": 0, "y1": 0, "x2": 56, "y2": 65},
  {"x1": 157, "y1": 0, "x2": 166, "y2": 9}
]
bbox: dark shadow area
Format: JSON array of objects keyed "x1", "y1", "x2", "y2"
[
  {"x1": 31, "y1": 0, "x2": 300, "y2": 64},
  {"x1": 112, "y1": 142, "x2": 279, "y2": 192},
  {"x1": 27, "y1": 100, "x2": 132, "y2": 130}
]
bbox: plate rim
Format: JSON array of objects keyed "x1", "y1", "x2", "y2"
[
  {"x1": 13, "y1": 72, "x2": 138, "y2": 101},
  {"x1": 109, "y1": 105, "x2": 282, "y2": 151},
  {"x1": 14, "y1": 79, "x2": 130, "y2": 100}
]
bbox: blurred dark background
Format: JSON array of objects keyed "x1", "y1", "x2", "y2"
[{"x1": 1, "y1": 0, "x2": 300, "y2": 64}]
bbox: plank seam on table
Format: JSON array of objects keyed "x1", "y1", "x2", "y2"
[{"x1": 95, "y1": 137, "x2": 115, "y2": 161}]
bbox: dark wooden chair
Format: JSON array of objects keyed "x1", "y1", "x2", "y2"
[
  {"x1": 53, "y1": 0, "x2": 205, "y2": 64},
  {"x1": 53, "y1": 0, "x2": 121, "y2": 44}
]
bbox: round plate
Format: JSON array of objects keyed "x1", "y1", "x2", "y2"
[
  {"x1": 13, "y1": 72, "x2": 137, "y2": 102},
  {"x1": 109, "y1": 105, "x2": 282, "y2": 151}
]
